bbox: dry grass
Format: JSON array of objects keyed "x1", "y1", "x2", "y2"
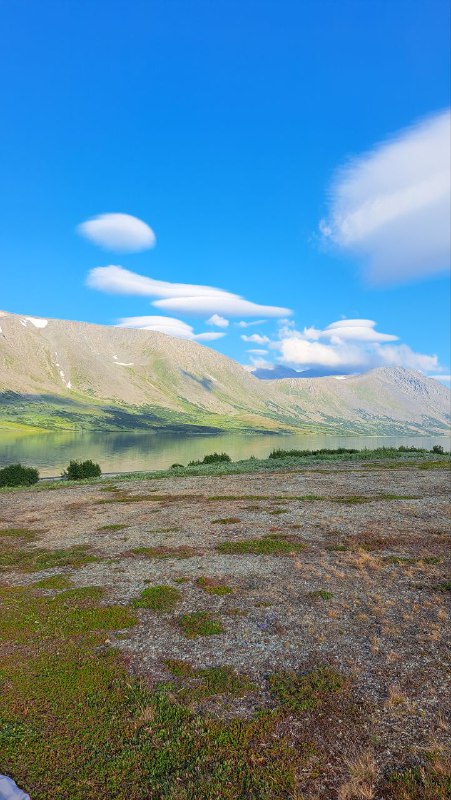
[{"x1": 338, "y1": 752, "x2": 378, "y2": 800}]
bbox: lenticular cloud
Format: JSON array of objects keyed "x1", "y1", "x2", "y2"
[
  {"x1": 87, "y1": 265, "x2": 292, "y2": 318},
  {"x1": 320, "y1": 110, "x2": 451, "y2": 284},
  {"x1": 77, "y1": 213, "x2": 156, "y2": 253}
]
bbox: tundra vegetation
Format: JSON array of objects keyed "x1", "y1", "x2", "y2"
[{"x1": 0, "y1": 449, "x2": 449, "y2": 798}]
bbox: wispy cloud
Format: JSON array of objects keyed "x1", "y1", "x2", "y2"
[
  {"x1": 88, "y1": 265, "x2": 291, "y2": 318},
  {"x1": 117, "y1": 315, "x2": 225, "y2": 342},
  {"x1": 207, "y1": 314, "x2": 229, "y2": 328},
  {"x1": 236, "y1": 319, "x2": 267, "y2": 328},
  {"x1": 320, "y1": 110, "x2": 451, "y2": 283},
  {"x1": 78, "y1": 213, "x2": 156, "y2": 253},
  {"x1": 273, "y1": 317, "x2": 441, "y2": 374}
]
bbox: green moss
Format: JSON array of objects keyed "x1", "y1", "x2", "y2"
[
  {"x1": 165, "y1": 661, "x2": 254, "y2": 699},
  {"x1": 0, "y1": 527, "x2": 40, "y2": 541},
  {"x1": 309, "y1": 590, "x2": 333, "y2": 600},
  {"x1": 32, "y1": 574, "x2": 73, "y2": 590},
  {"x1": 0, "y1": 585, "x2": 136, "y2": 643},
  {"x1": 128, "y1": 545, "x2": 201, "y2": 559},
  {"x1": 132, "y1": 585, "x2": 181, "y2": 612},
  {"x1": 269, "y1": 666, "x2": 344, "y2": 711},
  {"x1": 197, "y1": 577, "x2": 233, "y2": 596},
  {"x1": 211, "y1": 517, "x2": 241, "y2": 525},
  {"x1": 165, "y1": 659, "x2": 195, "y2": 678},
  {"x1": 0, "y1": 543, "x2": 99, "y2": 572},
  {"x1": 192, "y1": 666, "x2": 254, "y2": 698},
  {"x1": 97, "y1": 523, "x2": 128, "y2": 531},
  {"x1": 178, "y1": 612, "x2": 224, "y2": 638},
  {"x1": 217, "y1": 534, "x2": 306, "y2": 556}
]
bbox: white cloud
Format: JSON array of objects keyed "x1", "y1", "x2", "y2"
[
  {"x1": 320, "y1": 110, "x2": 451, "y2": 283},
  {"x1": 117, "y1": 315, "x2": 225, "y2": 342},
  {"x1": 247, "y1": 348, "x2": 269, "y2": 355},
  {"x1": 206, "y1": 314, "x2": 229, "y2": 328},
  {"x1": 88, "y1": 265, "x2": 291, "y2": 318},
  {"x1": 236, "y1": 319, "x2": 267, "y2": 328},
  {"x1": 273, "y1": 317, "x2": 441, "y2": 374},
  {"x1": 78, "y1": 213, "x2": 156, "y2": 252},
  {"x1": 323, "y1": 319, "x2": 398, "y2": 343},
  {"x1": 241, "y1": 333, "x2": 270, "y2": 344},
  {"x1": 153, "y1": 296, "x2": 288, "y2": 316}
]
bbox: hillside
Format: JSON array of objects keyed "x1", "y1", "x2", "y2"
[
  {"x1": 0, "y1": 310, "x2": 449, "y2": 434},
  {"x1": 268, "y1": 367, "x2": 451, "y2": 434}
]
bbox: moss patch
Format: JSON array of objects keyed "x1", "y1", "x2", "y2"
[
  {"x1": 269, "y1": 666, "x2": 344, "y2": 711},
  {"x1": 132, "y1": 585, "x2": 181, "y2": 612},
  {"x1": 309, "y1": 590, "x2": 333, "y2": 600},
  {"x1": 0, "y1": 585, "x2": 136, "y2": 643},
  {"x1": 0, "y1": 543, "x2": 99, "y2": 572},
  {"x1": 178, "y1": 611, "x2": 224, "y2": 638},
  {"x1": 217, "y1": 534, "x2": 306, "y2": 556},
  {"x1": 211, "y1": 517, "x2": 241, "y2": 525},
  {"x1": 97, "y1": 523, "x2": 128, "y2": 531},
  {"x1": 165, "y1": 658, "x2": 195, "y2": 678},
  {"x1": 127, "y1": 545, "x2": 202, "y2": 559},
  {"x1": 32, "y1": 574, "x2": 73, "y2": 590},
  {"x1": 0, "y1": 527, "x2": 41, "y2": 541},
  {"x1": 197, "y1": 577, "x2": 233, "y2": 596}
]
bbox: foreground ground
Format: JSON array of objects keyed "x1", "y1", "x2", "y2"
[{"x1": 0, "y1": 458, "x2": 450, "y2": 798}]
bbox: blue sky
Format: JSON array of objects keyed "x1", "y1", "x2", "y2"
[{"x1": 1, "y1": 0, "x2": 450, "y2": 379}]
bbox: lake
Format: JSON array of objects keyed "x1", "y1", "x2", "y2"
[{"x1": 0, "y1": 430, "x2": 449, "y2": 477}]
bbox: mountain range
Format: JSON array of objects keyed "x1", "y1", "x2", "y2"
[{"x1": 0, "y1": 310, "x2": 449, "y2": 435}]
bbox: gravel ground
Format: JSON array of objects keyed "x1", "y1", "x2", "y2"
[{"x1": 1, "y1": 461, "x2": 450, "y2": 792}]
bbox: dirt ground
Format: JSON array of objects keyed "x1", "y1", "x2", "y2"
[{"x1": 1, "y1": 462, "x2": 450, "y2": 797}]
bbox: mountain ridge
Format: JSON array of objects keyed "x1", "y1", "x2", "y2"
[{"x1": 0, "y1": 310, "x2": 449, "y2": 435}]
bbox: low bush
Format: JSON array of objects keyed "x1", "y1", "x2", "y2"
[
  {"x1": 0, "y1": 463, "x2": 39, "y2": 487},
  {"x1": 188, "y1": 452, "x2": 232, "y2": 466},
  {"x1": 268, "y1": 448, "x2": 359, "y2": 459},
  {"x1": 63, "y1": 460, "x2": 101, "y2": 480}
]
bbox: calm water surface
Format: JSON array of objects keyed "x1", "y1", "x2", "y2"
[{"x1": 0, "y1": 430, "x2": 449, "y2": 477}]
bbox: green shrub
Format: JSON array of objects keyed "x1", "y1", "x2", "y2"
[
  {"x1": 171, "y1": 463, "x2": 184, "y2": 469},
  {"x1": 63, "y1": 460, "x2": 101, "y2": 480},
  {"x1": 203, "y1": 452, "x2": 231, "y2": 464},
  {"x1": 431, "y1": 445, "x2": 444, "y2": 454},
  {"x1": 188, "y1": 452, "x2": 231, "y2": 466},
  {"x1": 0, "y1": 463, "x2": 39, "y2": 487},
  {"x1": 268, "y1": 448, "x2": 359, "y2": 459}
]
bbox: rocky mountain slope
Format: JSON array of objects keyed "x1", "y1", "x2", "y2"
[{"x1": 0, "y1": 310, "x2": 449, "y2": 434}]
